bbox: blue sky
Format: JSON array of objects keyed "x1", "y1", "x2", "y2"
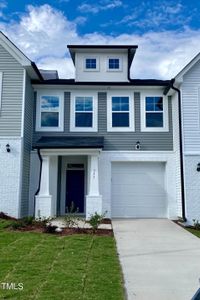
[{"x1": 0, "y1": 0, "x2": 200, "y2": 79}]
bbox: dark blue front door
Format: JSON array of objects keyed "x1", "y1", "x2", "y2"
[{"x1": 66, "y1": 170, "x2": 84, "y2": 213}]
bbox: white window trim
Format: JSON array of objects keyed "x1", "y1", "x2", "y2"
[
  {"x1": 84, "y1": 56, "x2": 100, "y2": 72},
  {"x1": 140, "y1": 92, "x2": 169, "y2": 132},
  {"x1": 36, "y1": 90, "x2": 64, "y2": 132},
  {"x1": 107, "y1": 56, "x2": 122, "y2": 72},
  {"x1": 70, "y1": 91, "x2": 98, "y2": 132},
  {"x1": 0, "y1": 72, "x2": 2, "y2": 110},
  {"x1": 107, "y1": 91, "x2": 135, "y2": 132}
]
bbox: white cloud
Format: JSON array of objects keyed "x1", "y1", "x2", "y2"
[
  {"x1": 0, "y1": 4, "x2": 200, "y2": 80},
  {"x1": 78, "y1": 0, "x2": 123, "y2": 14}
]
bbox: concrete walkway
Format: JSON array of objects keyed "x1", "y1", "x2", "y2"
[{"x1": 112, "y1": 219, "x2": 200, "y2": 300}]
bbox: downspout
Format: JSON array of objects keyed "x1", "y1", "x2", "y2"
[
  {"x1": 127, "y1": 48, "x2": 131, "y2": 82},
  {"x1": 33, "y1": 148, "x2": 42, "y2": 217},
  {"x1": 170, "y1": 78, "x2": 187, "y2": 222}
]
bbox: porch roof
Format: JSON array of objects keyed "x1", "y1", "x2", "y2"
[{"x1": 33, "y1": 136, "x2": 104, "y2": 149}]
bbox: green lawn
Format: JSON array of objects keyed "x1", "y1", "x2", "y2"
[
  {"x1": 186, "y1": 228, "x2": 200, "y2": 238},
  {"x1": 0, "y1": 220, "x2": 125, "y2": 300}
]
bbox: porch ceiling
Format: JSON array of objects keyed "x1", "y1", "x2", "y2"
[{"x1": 33, "y1": 136, "x2": 104, "y2": 149}]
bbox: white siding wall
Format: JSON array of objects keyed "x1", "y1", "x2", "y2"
[
  {"x1": 182, "y1": 62, "x2": 200, "y2": 153},
  {"x1": 181, "y1": 60, "x2": 200, "y2": 224},
  {"x1": 75, "y1": 52, "x2": 128, "y2": 82},
  {"x1": 0, "y1": 138, "x2": 22, "y2": 218}
]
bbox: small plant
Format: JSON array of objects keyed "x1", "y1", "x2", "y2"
[
  {"x1": 9, "y1": 220, "x2": 25, "y2": 230},
  {"x1": 44, "y1": 225, "x2": 58, "y2": 234},
  {"x1": 35, "y1": 217, "x2": 52, "y2": 228},
  {"x1": 193, "y1": 219, "x2": 200, "y2": 230},
  {"x1": 65, "y1": 202, "x2": 81, "y2": 228},
  {"x1": 22, "y1": 216, "x2": 34, "y2": 226},
  {"x1": 89, "y1": 211, "x2": 107, "y2": 233}
]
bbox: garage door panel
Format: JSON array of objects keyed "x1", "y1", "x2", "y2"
[
  {"x1": 111, "y1": 162, "x2": 167, "y2": 218},
  {"x1": 112, "y1": 184, "x2": 165, "y2": 195}
]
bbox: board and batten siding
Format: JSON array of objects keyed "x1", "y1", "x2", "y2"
[
  {"x1": 21, "y1": 74, "x2": 34, "y2": 217},
  {"x1": 33, "y1": 91, "x2": 173, "y2": 151},
  {"x1": 0, "y1": 44, "x2": 24, "y2": 136},
  {"x1": 182, "y1": 62, "x2": 200, "y2": 153}
]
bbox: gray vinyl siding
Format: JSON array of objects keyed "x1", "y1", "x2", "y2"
[
  {"x1": 33, "y1": 91, "x2": 173, "y2": 151},
  {"x1": 21, "y1": 74, "x2": 34, "y2": 216},
  {"x1": 0, "y1": 44, "x2": 24, "y2": 136}
]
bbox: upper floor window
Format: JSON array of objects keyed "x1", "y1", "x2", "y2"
[
  {"x1": 107, "y1": 92, "x2": 134, "y2": 132},
  {"x1": 145, "y1": 97, "x2": 163, "y2": 127},
  {"x1": 109, "y1": 58, "x2": 120, "y2": 69},
  {"x1": 70, "y1": 92, "x2": 98, "y2": 132},
  {"x1": 112, "y1": 97, "x2": 129, "y2": 127},
  {"x1": 85, "y1": 58, "x2": 96, "y2": 69},
  {"x1": 75, "y1": 97, "x2": 93, "y2": 127},
  {"x1": 107, "y1": 57, "x2": 122, "y2": 71},
  {"x1": 141, "y1": 94, "x2": 168, "y2": 132},
  {"x1": 36, "y1": 92, "x2": 64, "y2": 132}
]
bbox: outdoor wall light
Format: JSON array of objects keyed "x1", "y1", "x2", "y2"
[
  {"x1": 197, "y1": 163, "x2": 200, "y2": 172},
  {"x1": 135, "y1": 141, "x2": 141, "y2": 150},
  {"x1": 6, "y1": 144, "x2": 11, "y2": 153}
]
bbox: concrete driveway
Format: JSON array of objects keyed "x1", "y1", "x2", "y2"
[{"x1": 112, "y1": 219, "x2": 200, "y2": 300}]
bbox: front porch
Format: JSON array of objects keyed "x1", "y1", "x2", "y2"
[{"x1": 33, "y1": 136, "x2": 104, "y2": 220}]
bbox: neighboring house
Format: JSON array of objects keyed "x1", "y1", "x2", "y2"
[
  {"x1": 0, "y1": 31, "x2": 183, "y2": 220},
  {"x1": 171, "y1": 54, "x2": 200, "y2": 224},
  {"x1": 0, "y1": 32, "x2": 42, "y2": 218}
]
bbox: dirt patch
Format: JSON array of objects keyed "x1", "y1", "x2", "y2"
[{"x1": 0, "y1": 212, "x2": 17, "y2": 220}]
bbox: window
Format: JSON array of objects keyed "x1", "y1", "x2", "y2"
[
  {"x1": 70, "y1": 92, "x2": 98, "y2": 132},
  {"x1": 112, "y1": 97, "x2": 129, "y2": 127},
  {"x1": 36, "y1": 92, "x2": 64, "y2": 131},
  {"x1": 141, "y1": 94, "x2": 168, "y2": 132},
  {"x1": 107, "y1": 57, "x2": 122, "y2": 71},
  {"x1": 85, "y1": 58, "x2": 96, "y2": 69},
  {"x1": 107, "y1": 92, "x2": 134, "y2": 132},
  {"x1": 146, "y1": 97, "x2": 163, "y2": 127},
  {"x1": 75, "y1": 97, "x2": 93, "y2": 127},
  {"x1": 109, "y1": 58, "x2": 120, "y2": 69}
]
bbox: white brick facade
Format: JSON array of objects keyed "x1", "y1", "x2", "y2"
[
  {"x1": 184, "y1": 155, "x2": 200, "y2": 225},
  {"x1": 0, "y1": 138, "x2": 22, "y2": 218}
]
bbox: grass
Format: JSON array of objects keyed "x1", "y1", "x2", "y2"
[
  {"x1": 186, "y1": 228, "x2": 200, "y2": 238},
  {"x1": 0, "y1": 219, "x2": 125, "y2": 300}
]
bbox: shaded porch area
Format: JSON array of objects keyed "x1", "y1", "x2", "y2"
[{"x1": 32, "y1": 136, "x2": 104, "y2": 219}]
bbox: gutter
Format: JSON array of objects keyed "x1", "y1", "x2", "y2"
[
  {"x1": 34, "y1": 148, "x2": 43, "y2": 217},
  {"x1": 169, "y1": 78, "x2": 187, "y2": 222}
]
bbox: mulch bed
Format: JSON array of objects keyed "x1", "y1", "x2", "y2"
[{"x1": 11, "y1": 226, "x2": 113, "y2": 236}]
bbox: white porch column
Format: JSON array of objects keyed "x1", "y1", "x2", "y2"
[
  {"x1": 86, "y1": 154, "x2": 102, "y2": 219},
  {"x1": 35, "y1": 155, "x2": 53, "y2": 218}
]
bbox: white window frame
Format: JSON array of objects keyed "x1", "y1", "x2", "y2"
[
  {"x1": 107, "y1": 56, "x2": 122, "y2": 72},
  {"x1": 36, "y1": 90, "x2": 64, "y2": 132},
  {"x1": 84, "y1": 56, "x2": 100, "y2": 72},
  {"x1": 140, "y1": 92, "x2": 169, "y2": 132},
  {"x1": 107, "y1": 91, "x2": 135, "y2": 132},
  {"x1": 70, "y1": 91, "x2": 98, "y2": 132}
]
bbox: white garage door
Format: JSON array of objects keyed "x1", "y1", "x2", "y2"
[{"x1": 111, "y1": 162, "x2": 167, "y2": 218}]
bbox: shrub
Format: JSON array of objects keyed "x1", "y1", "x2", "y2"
[
  {"x1": 65, "y1": 202, "x2": 80, "y2": 228},
  {"x1": 193, "y1": 219, "x2": 200, "y2": 230},
  {"x1": 9, "y1": 220, "x2": 25, "y2": 230},
  {"x1": 89, "y1": 211, "x2": 106, "y2": 233},
  {"x1": 22, "y1": 216, "x2": 34, "y2": 226}
]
